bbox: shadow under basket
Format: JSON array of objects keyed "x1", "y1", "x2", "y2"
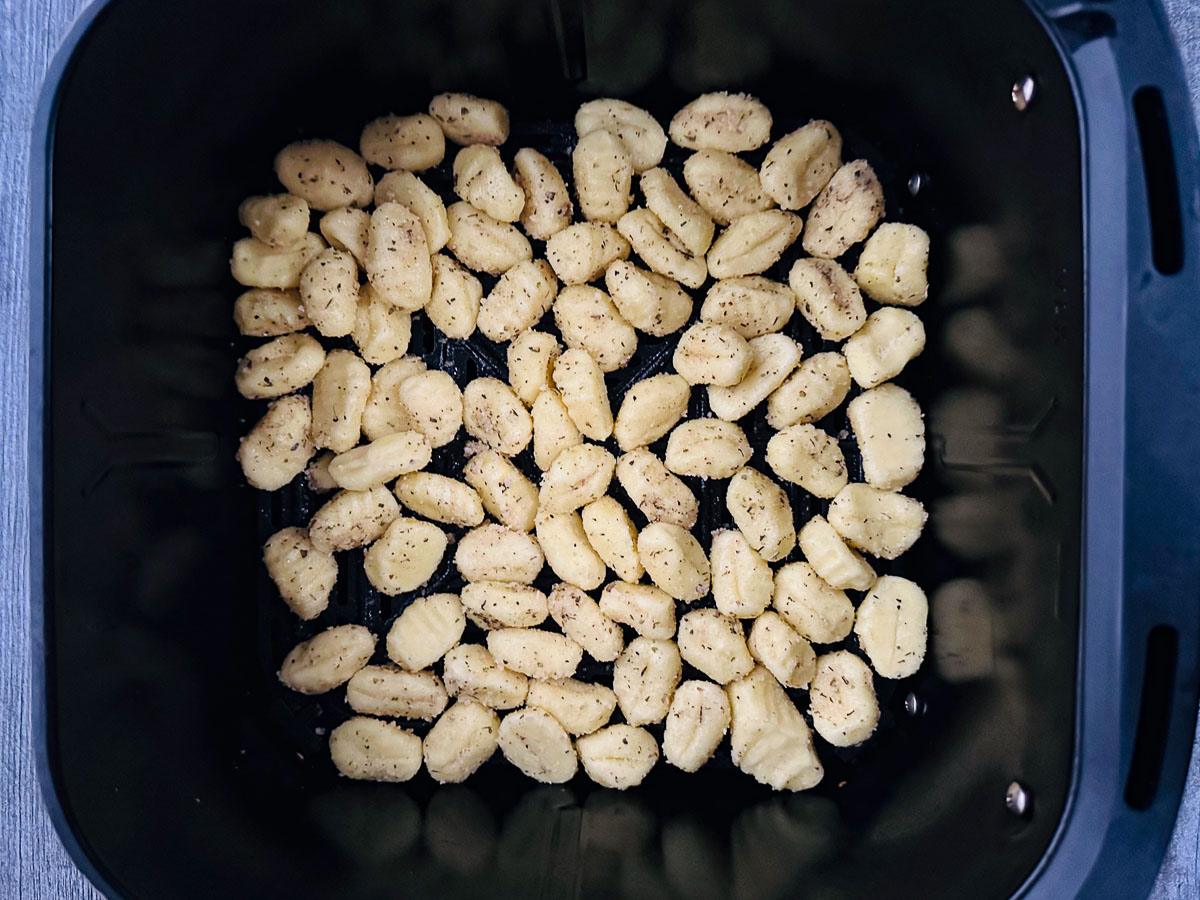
[{"x1": 30, "y1": 1, "x2": 1200, "y2": 898}]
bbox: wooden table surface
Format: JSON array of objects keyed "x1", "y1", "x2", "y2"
[{"x1": 3, "y1": 1, "x2": 1200, "y2": 896}]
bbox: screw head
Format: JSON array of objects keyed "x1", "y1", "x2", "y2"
[
  {"x1": 1012, "y1": 76, "x2": 1036, "y2": 111},
  {"x1": 1005, "y1": 781, "x2": 1032, "y2": 816},
  {"x1": 904, "y1": 692, "x2": 926, "y2": 716}
]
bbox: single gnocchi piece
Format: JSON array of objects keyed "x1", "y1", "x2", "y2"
[
  {"x1": 513, "y1": 148, "x2": 573, "y2": 240},
  {"x1": 707, "y1": 210, "x2": 803, "y2": 279},
  {"x1": 463, "y1": 450, "x2": 540, "y2": 532},
  {"x1": 663, "y1": 680, "x2": 731, "y2": 773},
  {"x1": 231, "y1": 232, "x2": 325, "y2": 289},
  {"x1": 773, "y1": 561, "x2": 854, "y2": 644},
  {"x1": 574, "y1": 129, "x2": 634, "y2": 223},
  {"x1": 507, "y1": 330, "x2": 562, "y2": 407},
  {"x1": 798, "y1": 515, "x2": 876, "y2": 591},
  {"x1": 701, "y1": 277, "x2": 794, "y2": 338},
  {"x1": 581, "y1": 497, "x2": 644, "y2": 582},
  {"x1": 802, "y1": 159, "x2": 885, "y2": 259},
  {"x1": 641, "y1": 167, "x2": 715, "y2": 256},
  {"x1": 545, "y1": 222, "x2": 630, "y2": 285},
  {"x1": 538, "y1": 442, "x2": 617, "y2": 514},
  {"x1": 279, "y1": 624, "x2": 374, "y2": 694},
  {"x1": 426, "y1": 253, "x2": 482, "y2": 339},
  {"x1": 672, "y1": 322, "x2": 753, "y2": 387},
  {"x1": 319, "y1": 208, "x2": 371, "y2": 266},
  {"x1": 726, "y1": 467, "x2": 796, "y2": 562},
  {"x1": 462, "y1": 377, "x2": 533, "y2": 455},
  {"x1": 708, "y1": 333, "x2": 802, "y2": 422},
  {"x1": 446, "y1": 201, "x2": 533, "y2": 275},
  {"x1": 577, "y1": 724, "x2": 659, "y2": 789},
  {"x1": 528, "y1": 678, "x2": 618, "y2": 736},
  {"x1": 308, "y1": 486, "x2": 400, "y2": 553},
  {"x1": 346, "y1": 666, "x2": 449, "y2": 720},
  {"x1": 855, "y1": 576, "x2": 928, "y2": 679},
  {"x1": 710, "y1": 529, "x2": 773, "y2": 617},
  {"x1": 827, "y1": 483, "x2": 927, "y2": 559},
  {"x1": 460, "y1": 581, "x2": 549, "y2": 630},
  {"x1": 393, "y1": 472, "x2": 486, "y2": 527},
  {"x1": 748, "y1": 612, "x2": 816, "y2": 689},
  {"x1": 788, "y1": 257, "x2": 867, "y2": 341},
  {"x1": 614, "y1": 373, "x2": 690, "y2": 452},
  {"x1": 274, "y1": 140, "x2": 373, "y2": 211},
  {"x1": 487, "y1": 628, "x2": 583, "y2": 680},
  {"x1": 638, "y1": 522, "x2": 710, "y2": 603},
  {"x1": 311, "y1": 349, "x2": 372, "y2": 452},
  {"x1": 233, "y1": 288, "x2": 309, "y2": 337},
  {"x1": 532, "y1": 389, "x2": 583, "y2": 471},
  {"x1": 429, "y1": 93, "x2": 510, "y2": 146},
  {"x1": 361, "y1": 356, "x2": 428, "y2": 441},
  {"x1": 613, "y1": 637, "x2": 683, "y2": 725},
  {"x1": 683, "y1": 150, "x2": 775, "y2": 225},
  {"x1": 375, "y1": 170, "x2": 452, "y2": 253},
  {"x1": 352, "y1": 285, "x2": 412, "y2": 364},
  {"x1": 765, "y1": 423, "x2": 848, "y2": 498},
  {"x1": 360, "y1": 112, "x2": 446, "y2": 171},
  {"x1": 854, "y1": 222, "x2": 930, "y2": 306},
  {"x1": 498, "y1": 707, "x2": 577, "y2": 783},
  {"x1": 238, "y1": 193, "x2": 310, "y2": 248},
  {"x1": 759, "y1": 120, "x2": 842, "y2": 209},
  {"x1": 263, "y1": 526, "x2": 337, "y2": 620},
  {"x1": 809, "y1": 651, "x2": 880, "y2": 747},
  {"x1": 396, "y1": 369, "x2": 464, "y2": 448},
  {"x1": 548, "y1": 582, "x2": 625, "y2": 663},
  {"x1": 455, "y1": 524, "x2": 545, "y2": 584},
  {"x1": 363, "y1": 517, "x2": 448, "y2": 596},
  {"x1": 678, "y1": 609, "x2": 755, "y2": 684},
  {"x1": 238, "y1": 395, "x2": 314, "y2": 491},
  {"x1": 727, "y1": 666, "x2": 824, "y2": 790},
  {"x1": 599, "y1": 580, "x2": 676, "y2": 640},
  {"x1": 766, "y1": 352, "x2": 852, "y2": 429},
  {"x1": 235, "y1": 333, "x2": 325, "y2": 399},
  {"x1": 366, "y1": 202, "x2": 432, "y2": 311},
  {"x1": 665, "y1": 419, "x2": 752, "y2": 479},
  {"x1": 847, "y1": 383, "x2": 925, "y2": 490},
  {"x1": 386, "y1": 592, "x2": 467, "y2": 671},
  {"x1": 554, "y1": 285, "x2": 637, "y2": 372},
  {"x1": 843, "y1": 307, "x2": 927, "y2": 389},
  {"x1": 454, "y1": 145, "x2": 525, "y2": 222},
  {"x1": 604, "y1": 260, "x2": 692, "y2": 337},
  {"x1": 423, "y1": 700, "x2": 500, "y2": 784},
  {"x1": 330, "y1": 717, "x2": 422, "y2": 782},
  {"x1": 616, "y1": 209, "x2": 707, "y2": 289},
  {"x1": 575, "y1": 99, "x2": 667, "y2": 172},
  {"x1": 328, "y1": 431, "x2": 432, "y2": 491},
  {"x1": 536, "y1": 510, "x2": 607, "y2": 591},
  {"x1": 552, "y1": 349, "x2": 614, "y2": 440},
  {"x1": 616, "y1": 448, "x2": 699, "y2": 529},
  {"x1": 442, "y1": 643, "x2": 529, "y2": 709},
  {"x1": 478, "y1": 259, "x2": 557, "y2": 343},
  {"x1": 669, "y1": 92, "x2": 772, "y2": 152}
]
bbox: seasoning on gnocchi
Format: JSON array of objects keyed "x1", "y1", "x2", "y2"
[{"x1": 236, "y1": 89, "x2": 934, "y2": 790}]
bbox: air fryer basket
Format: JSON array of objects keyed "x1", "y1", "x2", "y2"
[{"x1": 31, "y1": 1, "x2": 1200, "y2": 899}]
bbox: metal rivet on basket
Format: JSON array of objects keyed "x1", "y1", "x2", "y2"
[
  {"x1": 907, "y1": 173, "x2": 924, "y2": 196},
  {"x1": 904, "y1": 692, "x2": 926, "y2": 716},
  {"x1": 1005, "y1": 781, "x2": 1032, "y2": 816},
  {"x1": 1012, "y1": 76, "x2": 1036, "y2": 111}
]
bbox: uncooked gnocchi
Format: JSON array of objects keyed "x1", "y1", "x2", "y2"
[{"x1": 238, "y1": 91, "x2": 934, "y2": 790}]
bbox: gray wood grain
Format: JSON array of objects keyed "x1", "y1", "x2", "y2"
[{"x1": 1, "y1": 2, "x2": 1198, "y2": 898}]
